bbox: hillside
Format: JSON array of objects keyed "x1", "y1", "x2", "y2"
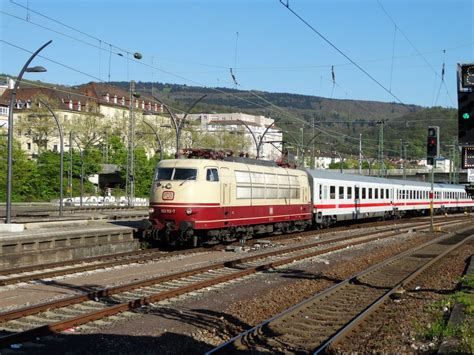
[{"x1": 105, "y1": 81, "x2": 458, "y2": 160}]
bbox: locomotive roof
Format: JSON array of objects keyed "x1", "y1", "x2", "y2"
[{"x1": 305, "y1": 169, "x2": 465, "y2": 190}]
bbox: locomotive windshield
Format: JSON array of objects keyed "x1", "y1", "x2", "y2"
[{"x1": 155, "y1": 167, "x2": 197, "y2": 181}]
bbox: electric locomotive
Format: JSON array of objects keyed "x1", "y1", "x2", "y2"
[{"x1": 147, "y1": 156, "x2": 312, "y2": 246}]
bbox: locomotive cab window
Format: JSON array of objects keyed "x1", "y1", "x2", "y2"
[
  {"x1": 206, "y1": 168, "x2": 219, "y2": 182},
  {"x1": 173, "y1": 168, "x2": 197, "y2": 181},
  {"x1": 155, "y1": 167, "x2": 173, "y2": 181}
]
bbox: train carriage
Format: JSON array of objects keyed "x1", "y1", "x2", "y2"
[{"x1": 307, "y1": 169, "x2": 474, "y2": 227}]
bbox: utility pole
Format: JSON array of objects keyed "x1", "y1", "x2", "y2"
[
  {"x1": 430, "y1": 164, "x2": 434, "y2": 233},
  {"x1": 69, "y1": 131, "x2": 73, "y2": 201},
  {"x1": 454, "y1": 138, "x2": 459, "y2": 184},
  {"x1": 359, "y1": 133, "x2": 362, "y2": 175},
  {"x1": 377, "y1": 120, "x2": 385, "y2": 177},
  {"x1": 403, "y1": 142, "x2": 408, "y2": 180},
  {"x1": 311, "y1": 116, "x2": 315, "y2": 169},
  {"x1": 400, "y1": 139, "x2": 403, "y2": 177},
  {"x1": 126, "y1": 80, "x2": 136, "y2": 207},
  {"x1": 300, "y1": 127, "x2": 304, "y2": 167}
]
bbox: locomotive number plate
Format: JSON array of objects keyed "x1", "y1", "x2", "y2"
[
  {"x1": 162, "y1": 191, "x2": 175, "y2": 200},
  {"x1": 160, "y1": 208, "x2": 176, "y2": 214}
]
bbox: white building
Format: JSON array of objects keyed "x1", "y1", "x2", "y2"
[
  {"x1": 186, "y1": 112, "x2": 283, "y2": 160},
  {"x1": 313, "y1": 156, "x2": 341, "y2": 169}
]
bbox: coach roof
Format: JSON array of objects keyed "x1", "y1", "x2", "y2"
[{"x1": 305, "y1": 169, "x2": 465, "y2": 190}]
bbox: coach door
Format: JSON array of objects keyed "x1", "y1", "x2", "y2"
[
  {"x1": 354, "y1": 185, "x2": 360, "y2": 220},
  {"x1": 220, "y1": 167, "x2": 231, "y2": 206}
]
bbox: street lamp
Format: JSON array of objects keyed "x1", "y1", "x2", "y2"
[
  {"x1": 5, "y1": 40, "x2": 51, "y2": 224},
  {"x1": 238, "y1": 118, "x2": 280, "y2": 159},
  {"x1": 38, "y1": 99, "x2": 64, "y2": 217},
  {"x1": 72, "y1": 139, "x2": 85, "y2": 207},
  {"x1": 151, "y1": 95, "x2": 206, "y2": 158},
  {"x1": 141, "y1": 119, "x2": 164, "y2": 161}
]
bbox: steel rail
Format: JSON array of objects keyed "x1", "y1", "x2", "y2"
[
  {"x1": 0, "y1": 217, "x2": 441, "y2": 286},
  {"x1": 207, "y1": 226, "x2": 474, "y2": 354},
  {"x1": 317, "y1": 233, "x2": 473, "y2": 353},
  {"x1": 0, "y1": 222, "x2": 441, "y2": 347}
]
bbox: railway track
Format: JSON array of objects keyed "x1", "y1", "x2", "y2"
[
  {"x1": 0, "y1": 215, "x2": 466, "y2": 287},
  {"x1": 0, "y1": 218, "x2": 467, "y2": 348},
  {"x1": 207, "y1": 227, "x2": 474, "y2": 354}
]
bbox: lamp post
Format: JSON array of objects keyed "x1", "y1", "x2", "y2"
[
  {"x1": 71, "y1": 137, "x2": 84, "y2": 207},
  {"x1": 152, "y1": 95, "x2": 206, "y2": 158},
  {"x1": 5, "y1": 40, "x2": 51, "y2": 224},
  {"x1": 39, "y1": 99, "x2": 64, "y2": 217},
  {"x1": 142, "y1": 119, "x2": 164, "y2": 161}
]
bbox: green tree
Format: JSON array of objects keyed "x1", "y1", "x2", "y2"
[{"x1": 0, "y1": 137, "x2": 38, "y2": 202}]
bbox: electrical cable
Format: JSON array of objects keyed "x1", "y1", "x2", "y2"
[{"x1": 278, "y1": 0, "x2": 404, "y2": 104}]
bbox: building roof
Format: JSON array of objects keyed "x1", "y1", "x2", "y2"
[{"x1": 0, "y1": 86, "x2": 86, "y2": 111}]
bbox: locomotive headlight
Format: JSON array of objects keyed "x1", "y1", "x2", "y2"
[
  {"x1": 149, "y1": 207, "x2": 155, "y2": 214},
  {"x1": 185, "y1": 208, "x2": 193, "y2": 215}
]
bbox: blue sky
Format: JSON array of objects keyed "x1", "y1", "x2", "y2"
[{"x1": 1, "y1": 0, "x2": 473, "y2": 108}]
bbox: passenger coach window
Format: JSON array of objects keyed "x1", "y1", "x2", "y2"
[
  {"x1": 362, "y1": 188, "x2": 366, "y2": 199},
  {"x1": 381, "y1": 189, "x2": 384, "y2": 199},
  {"x1": 339, "y1": 186, "x2": 344, "y2": 199},
  {"x1": 330, "y1": 186, "x2": 336, "y2": 199},
  {"x1": 347, "y1": 187, "x2": 352, "y2": 199},
  {"x1": 355, "y1": 187, "x2": 360, "y2": 199},
  {"x1": 375, "y1": 189, "x2": 378, "y2": 199},
  {"x1": 206, "y1": 168, "x2": 219, "y2": 182},
  {"x1": 368, "y1": 188, "x2": 372, "y2": 199},
  {"x1": 386, "y1": 189, "x2": 389, "y2": 199}
]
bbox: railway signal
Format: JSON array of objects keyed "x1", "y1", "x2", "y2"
[
  {"x1": 458, "y1": 63, "x2": 474, "y2": 145},
  {"x1": 426, "y1": 126, "x2": 439, "y2": 166},
  {"x1": 458, "y1": 63, "x2": 474, "y2": 168}
]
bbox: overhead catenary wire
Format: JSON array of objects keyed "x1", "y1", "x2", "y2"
[
  {"x1": 376, "y1": 0, "x2": 455, "y2": 106},
  {"x1": 278, "y1": 0, "x2": 405, "y2": 105}
]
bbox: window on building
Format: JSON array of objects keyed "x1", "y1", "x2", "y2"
[{"x1": 27, "y1": 142, "x2": 31, "y2": 150}]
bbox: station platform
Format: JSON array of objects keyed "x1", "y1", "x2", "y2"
[{"x1": 0, "y1": 221, "x2": 139, "y2": 270}]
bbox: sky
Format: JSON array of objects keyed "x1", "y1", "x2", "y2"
[{"x1": 1, "y1": 0, "x2": 473, "y2": 109}]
